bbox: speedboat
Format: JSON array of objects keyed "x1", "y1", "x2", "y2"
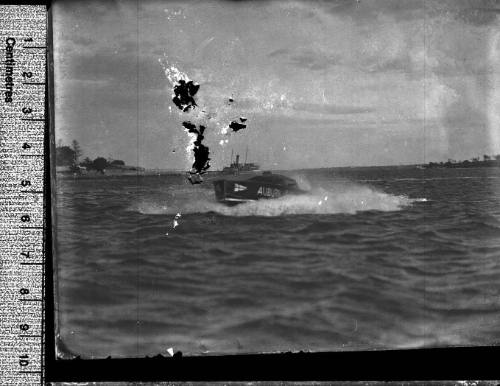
[{"x1": 213, "y1": 171, "x2": 307, "y2": 205}]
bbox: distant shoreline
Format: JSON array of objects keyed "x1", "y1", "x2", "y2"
[
  {"x1": 55, "y1": 163, "x2": 500, "y2": 180},
  {"x1": 55, "y1": 169, "x2": 182, "y2": 179},
  {"x1": 423, "y1": 159, "x2": 500, "y2": 169}
]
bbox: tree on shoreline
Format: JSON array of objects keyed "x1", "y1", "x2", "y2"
[
  {"x1": 56, "y1": 139, "x2": 131, "y2": 173},
  {"x1": 72, "y1": 140, "x2": 82, "y2": 164},
  {"x1": 110, "y1": 159, "x2": 125, "y2": 166},
  {"x1": 92, "y1": 157, "x2": 109, "y2": 174},
  {"x1": 55, "y1": 145, "x2": 76, "y2": 167}
]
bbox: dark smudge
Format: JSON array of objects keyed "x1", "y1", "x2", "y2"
[
  {"x1": 182, "y1": 121, "x2": 211, "y2": 183},
  {"x1": 170, "y1": 78, "x2": 250, "y2": 183},
  {"x1": 172, "y1": 79, "x2": 199, "y2": 112},
  {"x1": 229, "y1": 120, "x2": 247, "y2": 132}
]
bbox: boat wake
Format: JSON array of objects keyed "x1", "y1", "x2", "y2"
[{"x1": 130, "y1": 179, "x2": 422, "y2": 217}]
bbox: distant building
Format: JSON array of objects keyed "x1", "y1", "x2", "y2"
[{"x1": 56, "y1": 166, "x2": 71, "y2": 173}]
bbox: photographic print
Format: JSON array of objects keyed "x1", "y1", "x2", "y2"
[{"x1": 53, "y1": 0, "x2": 500, "y2": 358}]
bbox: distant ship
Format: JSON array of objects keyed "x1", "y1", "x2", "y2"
[{"x1": 221, "y1": 147, "x2": 260, "y2": 174}]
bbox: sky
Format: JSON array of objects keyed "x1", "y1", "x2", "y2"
[{"x1": 53, "y1": 0, "x2": 500, "y2": 170}]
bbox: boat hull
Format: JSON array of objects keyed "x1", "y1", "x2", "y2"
[{"x1": 213, "y1": 172, "x2": 306, "y2": 205}]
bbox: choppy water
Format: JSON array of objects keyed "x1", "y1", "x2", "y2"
[{"x1": 55, "y1": 166, "x2": 500, "y2": 358}]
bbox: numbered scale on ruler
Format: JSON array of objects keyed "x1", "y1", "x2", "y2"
[{"x1": 0, "y1": 5, "x2": 47, "y2": 385}]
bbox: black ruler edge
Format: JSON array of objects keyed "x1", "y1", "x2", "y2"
[
  {"x1": 48, "y1": 346, "x2": 500, "y2": 382},
  {"x1": 43, "y1": 3, "x2": 56, "y2": 385}
]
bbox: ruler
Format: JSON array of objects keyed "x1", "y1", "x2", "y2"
[{"x1": 0, "y1": 5, "x2": 47, "y2": 385}]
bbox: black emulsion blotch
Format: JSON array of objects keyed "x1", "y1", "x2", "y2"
[
  {"x1": 182, "y1": 122, "x2": 211, "y2": 182},
  {"x1": 181, "y1": 120, "x2": 198, "y2": 133},
  {"x1": 172, "y1": 79, "x2": 200, "y2": 112},
  {"x1": 229, "y1": 120, "x2": 247, "y2": 132}
]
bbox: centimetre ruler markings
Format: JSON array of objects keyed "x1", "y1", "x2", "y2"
[{"x1": 0, "y1": 5, "x2": 47, "y2": 386}]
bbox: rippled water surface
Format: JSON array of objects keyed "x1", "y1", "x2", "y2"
[{"x1": 55, "y1": 166, "x2": 500, "y2": 358}]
